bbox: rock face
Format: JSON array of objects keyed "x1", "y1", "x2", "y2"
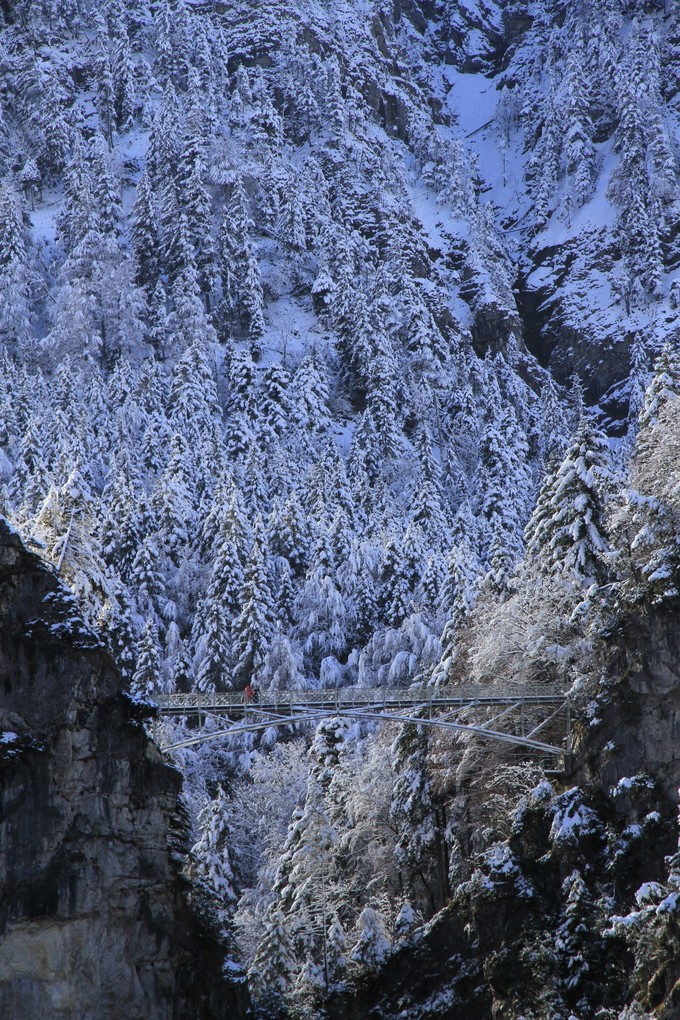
[
  {"x1": 326, "y1": 601, "x2": 680, "y2": 1020},
  {"x1": 578, "y1": 603, "x2": 680, "y2": 804},
  {"x1": 0, "y1": 522, "x2": 247, "y2": 1020}
]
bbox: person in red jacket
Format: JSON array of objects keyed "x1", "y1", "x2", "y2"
[{"x1": 244, "y1": 683, "x2": 254, "y2": 704}]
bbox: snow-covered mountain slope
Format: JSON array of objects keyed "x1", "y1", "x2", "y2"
[
  {"x1": 410, "y1": 0, "x2": 680, "y2": 418},
  {"x1": 0, "y1": 0, "x2": 561, "y2": 698},
  {"x1": 2, "y1": 2, "x2": 680, "y2": 1015}
]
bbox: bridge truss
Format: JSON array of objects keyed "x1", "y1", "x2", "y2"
[{"x1": 154, "y1": 685, "x2": 573, "y2": 771}]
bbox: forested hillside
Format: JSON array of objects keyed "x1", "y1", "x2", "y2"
[{"x1": 1, "y1": 1, "x2": 680, "y2": 1017}]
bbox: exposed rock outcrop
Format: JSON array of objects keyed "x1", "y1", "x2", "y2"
[
  {"x1": 577, "y1": 602, "x2": 680, "y2": 804},
  {"x1": 0, "y1": 521, "x2": 248, "y2": 1019},
  {"x1": 326, "y1": 601, "x2": 680, "y2": 1020}
]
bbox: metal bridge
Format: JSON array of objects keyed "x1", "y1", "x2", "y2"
[{"x1": 154, "y1": 685, "x2": 573, "y2": 770}]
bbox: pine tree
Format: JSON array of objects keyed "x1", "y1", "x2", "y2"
[
  {"x1": 32, "y1": 68, "x2": 72, "y2": 178},
  {"x1": 524, "y1": 414, "x2": 614, "y2": 588},
  {"x1": 131, "y1": 618, "x2": 162, "y2": 698},
  {"x1": 208, "y1": 511, "x2": 246, "y2": 617},
  {"x1": 637, "y1": 342, "x2": 680, "y2": 440},
  {"x1": 296, "y1": 569, "x2": 349, "y2": 677},
  {"x1": 614, "y1": 350, "x2": 680, "y2": 605},
  {"x1": 394, "y1": 899, "x2": 419, "y2": 942},
  {"x1": 248, "y1": 908, "x2": 295, "y2": 1014},
  {"x1": 112, "y1": 26, "x2": 136, "y2": 131},
  {"x1": 350, "y1": 907, "x2": 391, "y2": 972},
  {"x1": 259, "y1": 362, "x2": 291, "y2": 440},
  {"x1": 218, "y1": 176, "x2": 265, "y2": 348},
  {"x1": 32, "y1": 467, "x2": 112, "y2": 627},
  {"x1": 0, "y1": 179, "x2": 33, "y2": 351},
  {"x1": 177, "y1": 124, "x2": 216, "y2": 301},
  {"x1": 152, "y1": 450, "x2": 195, "y2": 568},
  {"x1": 625, "y1": 332, "x2": 650, "y2": 451},
  {"x1": 326, "y1": 915, "x2": 348, "y2": 990},
  {"x1": 476, "y1": 403, "x2": 531, "y2": 575},
  {"x1": 18, "y1": 157, "x2": 42, "y2": 211},
  {"x1": 555, "y1": 869, "x2": 595, "y2": 1001},
  {"x1": 273, "y1": 492, "x2": 309, "y2": 579},
  {"x1": 88, "y1": 132, "x2": 122, "y2": 235},
  {"x1": 94, "y1": 38, "x2": 116, "y2": 148},
  {"x1": 99, "y1": 578, "x2": 137, "y2": 680},
  {"x1": 193, "y1": 596, "x2": 232, "y2": 694},
  {"x1": 562, "y1": 47, "x2": 596, "y2": 207},
  {"x1": 291, "y1": 351, "x2": 331, "y2": 437},
  {"x1": 380, "y1": 535, "x2": 412, "y2": 630},
  {"x1": 262, "y1": 633, "x2": 307, "y2": 692},
  {"x1": 233, "y1": 532, "x2": 275, "y2": 689},
  {"x1": 369, "y1": 335, "x2": 402, "y2": 461},
  {"x1": 131, "y1": 171, "x2": 160, "y2": 293},
  {"x1": 190, "y1": 787, "x2": 239, "y2": 940},
  {"x1": 130, "y1": 536, "x2": 164, "y2": 619},
  {"x1": 11, "y1": 419, "x2": 51, "y2": 519},
  {"x1": 279, "y1": 775, "x2": 339, "y2": 973}
]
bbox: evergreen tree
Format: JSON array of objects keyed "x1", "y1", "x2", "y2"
[
  {"x1": 555, "y1": 869, "x2": 595, "y2": 1002},
  {"x1": 177, "y1": 124, "x2": 216, "y2": 301},
  {"x1": 218, "y1": 176, "x2": 265, "y2": 348},
  {"x1": 131, "y1": 171, "x2": 160, "y2": 293},
  {"x1": 88, "y1": 132, "x2": 122, "y2": 234},
  {"x1": 233, "y1": 532, "x2": 275, "y2": 689},
  {"x1": 193, "y1": 596, "x2": 232, "y2": 693},
  {"x1": 278, "y1": 775, "x2": 339, "y2": 975},
  {"x1": 0, "y1": 179, "x2": 33, "y2": 350},
  {"x1": 476, "y1": 403, "x2": 531, "y2": 574},
  {"x1": 94, "y1": 37, "x2": 116, "y2": 147},
  {"x1": 524, "y1": 414, "x2": 614, "y2": 588},
  {"x1": 131, "y1": 617, "x2": 162, "y2": 698},
  {"x1": 562, "y1": 47, "x2": 596, "y2": 207},
  {"x1": 262, "y1": 633, "x2": 308, "y2": 692},
  {"x1": 326, "y1": 915, "x2": 348, "y2": 991},
  {"x1": 260, "y1": 362, "x2": 291, "y2": 439},
  {"x1": 11, "y1": 419, "x2": 51, "y2": 519},
  {"x1": 637, "y1": 341, "x2": 680, "y2": 441},
  {"x1": 32, "y1": 67, "x2": 72, "y2": 178},
  {"x1": 191, "y1": 788, "x2": 239, "y2": 940},
  {"x1": 394, "y1": 899, "x2": 419, "y2": 942},
  {"x1": 350, "y1": 907, "x2": 391, "y2": 972},
  {"x1": 248, "y1": 908, "x2": 295, "y2": 1015},
  {"x1": 112, "y1": 23, "x2": 136, "y2": 131},
  {"x1": 130, "y1": 536, "x2": 164, "y2": 619},
  {"x1": 291, "y1": 351, "x2": 331, "y2": 437}
]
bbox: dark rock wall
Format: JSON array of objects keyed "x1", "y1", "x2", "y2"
[
  {"x1": 0, "y1": 522, "x2": 247, "y2": 1020},
  {"x1": 578, "y1": 604, "x2": 680, "y2": 804}
]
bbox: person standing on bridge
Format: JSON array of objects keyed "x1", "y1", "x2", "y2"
[{"x1": 244, "y1": 683, "x2": 255, "y2": 704}]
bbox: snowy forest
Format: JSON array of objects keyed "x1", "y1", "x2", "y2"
[{"x1": 2, "y1": 0, "x2": 680, "y2": 1016}]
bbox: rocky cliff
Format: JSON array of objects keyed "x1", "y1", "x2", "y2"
[
  {"x1": 326, "y1": 600, "x2": 680, "y2": 1020},
  {"x1": 0, "y1": 521, "x2": 248, "y2": 1019}
]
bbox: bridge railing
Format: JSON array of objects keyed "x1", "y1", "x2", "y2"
[{"x1": 153, "y1": 683, "x2": 567, "y2": 714}]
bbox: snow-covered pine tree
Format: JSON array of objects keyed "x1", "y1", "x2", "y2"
[
  {"x1": 524, "y1": 413, "x2": 614, "y2": 589},
  {"x1": 190, "y1": 787, "x2": 239, "y2": 941},
  {"x1": 232, "y1": 528, "x2": 275, "y2": 690},
  {"x1": 350, "y1": 907, "x2": 391, "y2": 972},
  {"x1": 131, "y1": 617, "x2": 162, "y2": 699}
]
